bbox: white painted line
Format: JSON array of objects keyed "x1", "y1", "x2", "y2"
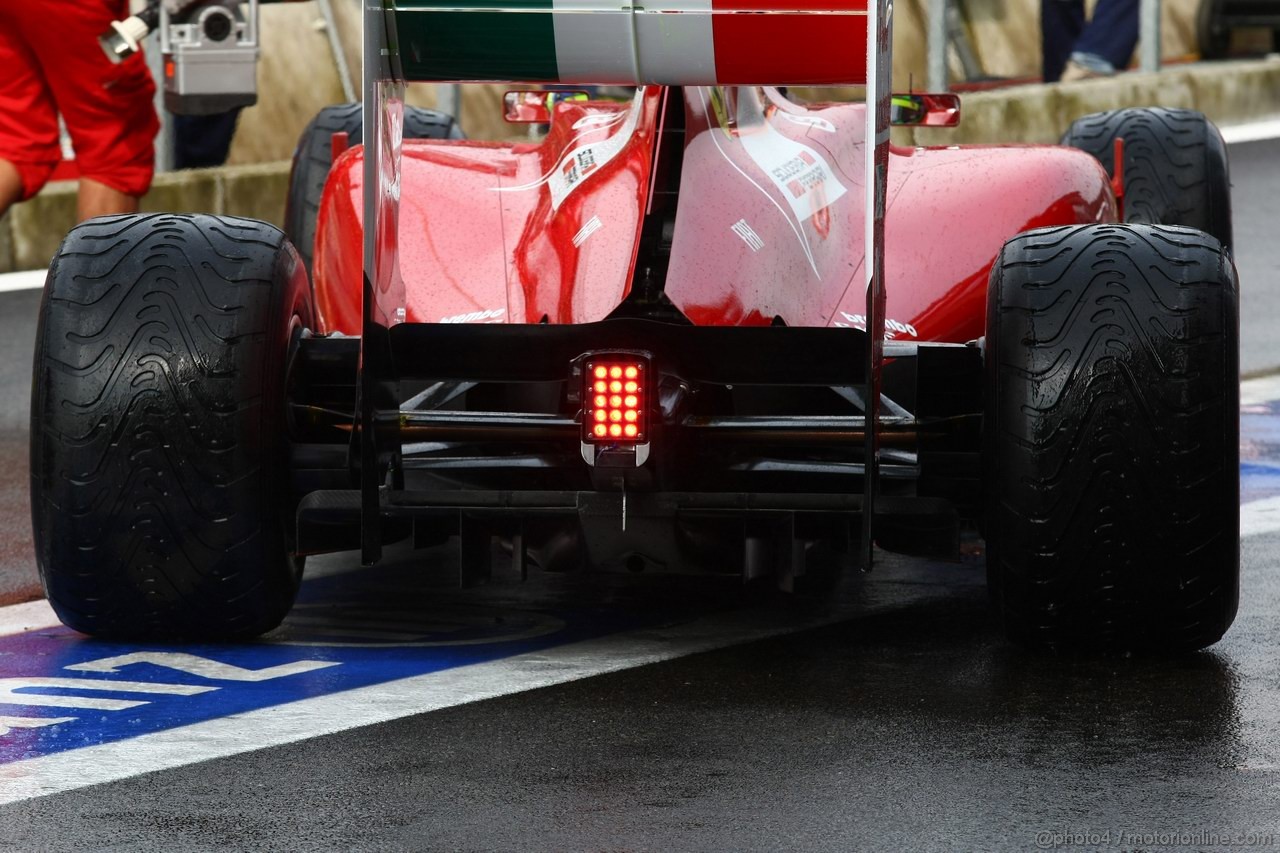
[
  {"x1": 1221, "y1": 117, "x2": 1280, "y2": 145},
  {"x1": 0, "y1": 269, "x2": 45, "y2": 294},
  {"x1": 0, "y1": 600, "x2": 58, "y2": 637},
  {"x1": 0, "y1": 607, "x2": 839, "y2": 804},
  {"x1": 1242, "y1": 373, "x2": 1280, "y2": 407}
]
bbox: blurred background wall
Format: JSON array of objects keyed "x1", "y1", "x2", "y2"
[{"x1": 230, "y1": 0, "x2": 1214, "y2": 163}]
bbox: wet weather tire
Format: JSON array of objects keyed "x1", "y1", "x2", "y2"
[
  {"x1": 284, "y1": 102, "x2": 463, "y2": 275},
  {"x1": 983, "y1": 224, "x2": 1239, "y2": 652},
  {"x1": 1062, "y1": 107, "x2": 1233, "y2": 252},
  {"x1": 31, "y1": 214, "x2": 313, "y2": 640}
]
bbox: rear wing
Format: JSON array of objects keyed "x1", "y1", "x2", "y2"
[
  {"x1": 358, "y1": 0, "x2": 894, "y2": 565},
  {"x1": 388, "y1": 0, "x2": 870, "y2": 86}
]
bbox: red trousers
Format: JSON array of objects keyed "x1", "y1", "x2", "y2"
[{"x1": 0, "y1": 0, "x2": 158, "y2": 199}]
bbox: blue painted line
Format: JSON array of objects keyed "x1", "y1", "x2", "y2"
[
  {"x1": 1241, "y1": 403, "x2": 1280, "y2": 502},
  {"x1": 0, "y1": 563, "x2": 693, "y2": 765}
]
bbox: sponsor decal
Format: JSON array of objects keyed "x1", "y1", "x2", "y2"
[
  {"x1": 697, "y1": 88, "x2": 820, "y2": 277},
  {"x1": 548, "y1": 95, "x2": 643, "y2": 209},
  {"x1": 439, "y1": 308, "x2": 505, "y2": 324},
  {"x1": 494, "y1": 90, "x2": 645, "y2": 209},
  {"x1": 736, "y1": 98, "x2": 848, "y2": 224},
  {"x1": 834, "y1": 311, "x2": 919, "y2": 339}
]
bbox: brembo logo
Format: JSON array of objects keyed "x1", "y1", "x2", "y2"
[
  {"x1": 439, "y1": 308, "x2": 506, "y2": 324},
  {"x1": 835, "y1": 311, "x2": 919, "y2": 338}
]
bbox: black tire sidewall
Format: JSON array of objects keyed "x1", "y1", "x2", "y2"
[
  {"x1": 1061, "y1": 107, "x2": 1233, "y2": 252},
  {"x1": 31, "y1": 214, "x2": 313, "y2": 639},
  {"x1": 982, "y1": 223, "x2": 1239, "y2": 652}
]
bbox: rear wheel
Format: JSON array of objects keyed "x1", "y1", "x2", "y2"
[
  {"x1": 983, "y1": 223, "x2": 1239, "y2": 652},
  {"x1": 283, "y1": 103, "x2": 463, "y2": 275},
  {"x1": 31, "y1": 214, "x2": 313, "y2": 639},
  {"x1": 1062, "y1": 107, "x2": 1232, "y2": 252}
]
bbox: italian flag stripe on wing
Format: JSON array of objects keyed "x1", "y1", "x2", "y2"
[
  {"x1": 393, "y1": 0, "x2": 868, "y2": 85},
  {"x1": 711, "y1": 0, "x2": 870, "y2": 85}
]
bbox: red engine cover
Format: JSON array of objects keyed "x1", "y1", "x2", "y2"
[{"x1": 312, "y1": 86, "x2": 1116, "y2": 344}]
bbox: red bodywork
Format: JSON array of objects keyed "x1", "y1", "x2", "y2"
[{"x1": 313, "y1": 87, "x2": 1116, "y2": 342}]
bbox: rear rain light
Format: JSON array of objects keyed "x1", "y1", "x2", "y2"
[{"x1": 583, "y1": 360, "x2": 646, "y2": 445}]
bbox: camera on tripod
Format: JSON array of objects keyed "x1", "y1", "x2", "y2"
[{"x1": 100, "y1": 0, "x2": 260, "y2": 116}]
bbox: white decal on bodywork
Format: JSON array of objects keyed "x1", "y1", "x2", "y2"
[
  {"x1": 834, "y1": 311, "x2": 919, "y2": 339},
  {"x1": 737, "y1": 101, "x2": 848, "y2": 224},
  {"x1": 573, "y1": 215, "x2": 604, "y2": 247},
  {"x1": 731, "y1": 219, "x2": 764, "y2": 252},
  {"x1": 496, "y1": 90, "x2": 646, "y2": 211},
  {"x1": 439, "y1": 308, "x2": 506, "y2": 324},
  {"x1": 698, "y1": 88, "x2": 819, "y2": 277},
  {"x1": 548, "y1": 94, "x2": 644, "y2": 209}
]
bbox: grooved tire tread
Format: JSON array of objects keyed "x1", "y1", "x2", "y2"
[
  {"x1": 30, "y1": 213, "x2": 312, "y2": 639},
  {"x1": 984, "y1": 223, "x2": 1239, "y2": 652},
  {"x1": 283, "y1": 103, "x2": 462, "y2": 275},
  {"x1": 1061, "y1": 107, "x2": 1233, "y2": 252}
]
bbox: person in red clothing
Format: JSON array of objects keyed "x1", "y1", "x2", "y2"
[{"x1": 0, "y1": 0, "x2": 159, "y2": 221}]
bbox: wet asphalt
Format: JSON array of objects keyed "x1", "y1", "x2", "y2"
[
  {"x1": 3, "y1": 540, "x2": 1280, "y2": 851},
  {"x1": 0, "y1": 138, "x2": 1277, "y2": 850}
]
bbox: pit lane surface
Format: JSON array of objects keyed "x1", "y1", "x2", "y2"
[{"x1": 0, "y1": 133, "x2": 1277, "y2": 850}]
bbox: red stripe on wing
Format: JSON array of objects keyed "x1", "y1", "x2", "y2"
[{"x1": 710, "y1": 1, "x2": 869, "y2": 85}]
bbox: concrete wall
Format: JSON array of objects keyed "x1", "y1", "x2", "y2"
[{"x1": 0, "y1": 163, "x2": 290, "y2": 274}]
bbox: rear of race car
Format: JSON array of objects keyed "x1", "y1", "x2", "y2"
[
  {"x1": 290, "y1": 0, "x2": 932, "y2": 588},
  {"x1": 28, "y1": 0, "x2": 1240, "y2": 652},
  {"x1": 296, "y1": 65, "x2": 983, "y2": 587}
]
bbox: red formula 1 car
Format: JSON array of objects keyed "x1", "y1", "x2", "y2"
[{"x1": 30, "y1": 1, "x2": 1238, "y2": 651}]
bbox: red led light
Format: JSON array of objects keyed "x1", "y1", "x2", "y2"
[{"x1": 584, "y1": 359, "x2": 646, "y2": 444}]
